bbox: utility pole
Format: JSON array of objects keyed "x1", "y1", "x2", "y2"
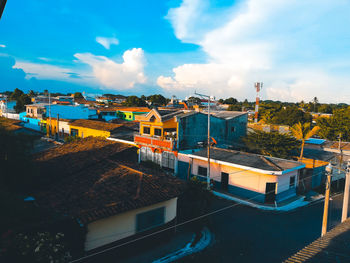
[
  {"x1": 322, "y1": 163, "x2": 333, "y2": 237},
  {"x1": 254, "y1": 82, "x2": 263, "y2": 123},
  {"x1": 195, "y1": 91, "x2": 212, "y2": 190},
  {"x1": 341, "y1": 161, "x2": 350, "y2": 222}
]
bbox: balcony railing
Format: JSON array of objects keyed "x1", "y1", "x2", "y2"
[{"x1": 134, "y1": 134, "x2": 176, "y2": 150}]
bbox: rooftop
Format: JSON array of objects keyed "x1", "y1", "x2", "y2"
[
  {"x1": 284, "y1": 218, "x2": 350, "y2": 263},
  {"x1": 0, "y1": 117, "x2": 22, "y2": 131},
  {"x1": 34, "y1": 137, "x2": 184, "y2": 224},
  {"x1": 99, "y1": 107, "x2": 151, "y2": 113},
  {"x1": 207, "y1": 110, "x2": 247, "y2": 120},
  {"x1": 188, "y1": 147, "x2": 305, "y2": 174},
  {"x1": 69, "y1": 119, "x2": 124, "y2": 132},
  {"x1": 324, "y1": 141, "x2": 350, "y2": 151}
]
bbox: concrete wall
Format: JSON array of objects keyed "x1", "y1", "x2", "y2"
[
  {"x1": 46, "y1": 105, "x2": 96, "y2": 119},
  {"x1": 177, "y1": 113, "x2": 247, "y2": 150},
  {"x1": 178, "y1": 153, "x2": 299, "y2": 203},
  {"x1": 69, "y1": 125, "x2": 111, "y2": 138},
  {"x1": 85, "y1": 198, "x2": 177, "y2": 251}
]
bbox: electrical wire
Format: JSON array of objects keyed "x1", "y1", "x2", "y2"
[{"x1": 69, "y1": 170, "x2": 329, "y2": 263}]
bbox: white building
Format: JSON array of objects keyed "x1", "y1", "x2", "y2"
[{"x1": 178, "y1": 148, "x2": 305, "y2": 203}]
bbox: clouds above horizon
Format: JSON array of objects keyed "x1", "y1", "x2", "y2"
[
  {"x1": 96, "y1": 36, "x2": 119, "y2": 49},
  {"x1": 159, "y1": 0, "x2": 350, "y2": 102},
  {"x1": 74, "y1": 48, "x2": 147, "y2": 90}
]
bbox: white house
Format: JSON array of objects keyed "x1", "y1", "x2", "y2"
[{"x1": 177, "y1": 148, "x2": 305, "y2": 203}]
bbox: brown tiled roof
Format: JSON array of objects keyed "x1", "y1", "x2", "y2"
[
  {"x1": 34, "y1": 137, "x2": 184, "y2": 224},
  {"x1": 0, "y1": 117, "x2": 22, "y2": 131},
  {"x1": 69, "y1": 119, "x2": 123, "y2": 132}
]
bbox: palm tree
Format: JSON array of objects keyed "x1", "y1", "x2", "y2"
[{"x1": 291, "y1": 122, "x2": 320, "y2": 160}]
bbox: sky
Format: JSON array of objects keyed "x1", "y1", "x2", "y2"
[{"x1": 1, "y1": 0, "x2": 350, "y2": 103}]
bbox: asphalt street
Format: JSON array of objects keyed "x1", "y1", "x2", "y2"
[{"x1": 180, "y1": 193, "x2": 345, "y2": 263}]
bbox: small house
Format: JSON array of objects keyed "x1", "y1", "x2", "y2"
[{"x1": 178, "y1": 147, "x2": 305, "y2": 203}]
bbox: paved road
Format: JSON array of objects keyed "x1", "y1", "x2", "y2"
[
  {"x1": 180, "y1": 193, "x2": 345, "y2": 263},
  {"x1": 81, "y1": 193, "x2": 345, "y2": 263}
]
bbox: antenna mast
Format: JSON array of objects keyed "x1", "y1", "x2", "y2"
[{"x1": 254, "y1": 82, "x2": 263, "y2": 123}]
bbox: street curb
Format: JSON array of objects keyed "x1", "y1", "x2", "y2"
[
  {"x1": 212, "y1": 191, "x2": 324, "y2": 212},
  {"x1": 152, "y1": 228, "x2": 212, "y2": 263}
]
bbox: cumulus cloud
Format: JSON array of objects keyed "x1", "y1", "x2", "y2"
[
  {"x1": 74, "y1": 48, "x2": 147, "y2": 90},
  {"x1": 96, "y1": 36, "x2": 119, "y2": 49},
  {"x1": 159, "y1": 0, "x2": 350, "y2": 103}
]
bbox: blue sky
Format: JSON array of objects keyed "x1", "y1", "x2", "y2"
[{"x1": 1, "y1": 0, "x2": 350, "y2": 103}]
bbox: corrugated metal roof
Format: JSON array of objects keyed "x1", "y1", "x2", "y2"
[{"x1": 190, "y1": 147, "x2": 304, "y2": 173}]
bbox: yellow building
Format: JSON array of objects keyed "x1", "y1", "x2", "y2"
[
  {"x1": 135, "y1": 109, "x2": 178, "y2": 138},
  {"x1": 69, "y1": 119, "x2": 122, "y2": 138}
]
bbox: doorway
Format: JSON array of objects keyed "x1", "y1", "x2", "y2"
[
  {"x1": 221, "y1": 172, "x2": 229, "y2": 191},
  {"x1": 265, "y1": 183, "x2": 276, "y2": 203}
]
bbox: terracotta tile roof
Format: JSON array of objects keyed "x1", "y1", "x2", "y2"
[
  {"x1": 34, "y1": 137, "x2": 184, "y2": 224},
  {"x1": 69, "y1": 119, "x2": 123, "y2": 132},
  {"x1": 0, "y1": 117, "x2": 22, "y2": 131}
]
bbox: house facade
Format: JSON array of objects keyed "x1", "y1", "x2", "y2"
[
  {"x1": 68, "y1": 119, "x2": 122, "y2": 138},
  {"x1": 178, "y1": 148, "x2": 305, "y2": 203},
  {"x1": 134, "y1": 109, "x2": 248, "y2": 172},
  {"x1": 86, "y1": 197, "x2": 178, "y2": 250}
]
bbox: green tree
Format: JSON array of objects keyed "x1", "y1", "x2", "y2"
[
  {"x1": 317, "y1": 108, "x2": 350, "y2": 141},
  {"x1": 187, "y1": 96, "x2": 201, "y2": 105},
  {"x1": 290, "y1": 122, "x2": 320, "y2": 160},
  {"x1": 9, "y1": 88, "x2": 24, "y2": 101},
  {"x1": 28, "y1": 90, "x2": 36, "y2": 98},
  {"x1": 318, "y1": 104, "x2": 333, "y2": 114},
  {"x1": 147, "y1": 94, "x2": 167, "y2": 106},
  {"x1": 223, "y1": 97, "x2": 238, "y2": 104},
  {"x1": 14, "y1": 94, "x2": 32, "y2": 113},
  {"x1": 243, "y1": 130, "x2": 300, "y2": 159},
  {"x1": 73, "y1": 92, "x2": 84, "y2": 99},
  {"x1": 43, "y1": 90, "x2": 49, "y2": 96},
  {"x1": 123, "y1": 95, "x2": 147, "y2": 107},
  {"x1": 271, "y1": 106, "x2": 312, "y2": 126}
]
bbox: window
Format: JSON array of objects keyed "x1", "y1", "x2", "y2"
[
  {"x1": 154, "y1": 128, "x2": 162, "y2": 136},
  {"x1": 136, "y1": 207, "x2": 165, "y2": 232},
  {"x1": 143, "y1": 126, "x2": 150, "y2": 134},
  {"x1": 198, "y1": 166, "x2": 207, "y2": 176},
  {"x1": 289, "y1": 176, "x2": 296, "y2": 188},
  {"x1": 231, "y1": 127, "x2": 235, "y2": 132},
  {"x1": 70, "y1": 128, "x2": 79, "y2": 137}
]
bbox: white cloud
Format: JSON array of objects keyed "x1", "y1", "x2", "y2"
[
  {"x1": 96, "y1": 36, "x2": 119, "y2": 49},
  {"x1": 14, "y1": 61, "x2": 72, "y2": 80},
  {"x1": 160, "y1": 0, "x2": 350, "y2": 103},
  {"x1": 74, "y1": 48, "x2": 147, "y2": 90},
  {"x1": 38, "y1": 57, "x2": 51, "y2": 62},
  {"x1": 0, "y1": 44, "x2": 6, "y2": 48}
]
